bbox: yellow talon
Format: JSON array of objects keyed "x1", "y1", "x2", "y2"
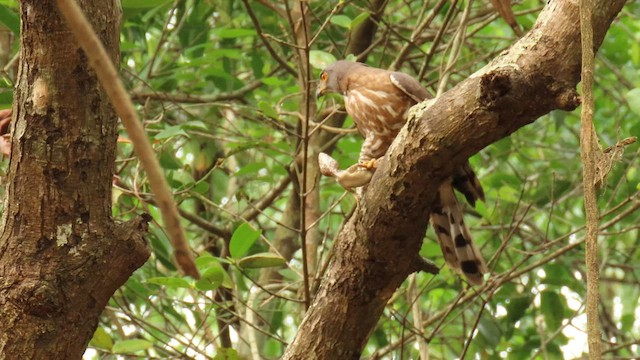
[{"x1": 358, "y1": 159, "x2": 378, "y2": 170}]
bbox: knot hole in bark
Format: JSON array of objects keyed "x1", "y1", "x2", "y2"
[
  {"x1": 478, "y1": 71, "x2": 512, "y2": 108},
  {"x1": 550, "y1": 84, "x2": 581, "y2": 111}
]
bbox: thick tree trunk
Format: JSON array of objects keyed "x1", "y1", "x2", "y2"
[
  {"x1": 0, "y1": 1, "x2": 149, "y2": 358},
  {"x1": 282, "y1": 0, "x2": 627, "y2": 358}
]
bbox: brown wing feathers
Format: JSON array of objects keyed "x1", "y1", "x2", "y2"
[
  {"x1": 389, "y1": 72, "x2": 431, "y2": 102},
  {"x1": 452, "y1": 161, "x2": 485, "y2": 207}
]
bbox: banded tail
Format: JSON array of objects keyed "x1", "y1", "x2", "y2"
[{"x1": 430, "y1": 167, "x2": 488, "y2": 285}]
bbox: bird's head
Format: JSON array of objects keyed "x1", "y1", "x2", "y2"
[{"x1": 316, "y1": 60, "x2": 361, "y2": 99}]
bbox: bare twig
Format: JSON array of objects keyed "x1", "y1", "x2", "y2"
[
  {"x1": 131, "y1": 78, "x2": 265, "y2": 104},
  {"x1": 437, "y1": 0, "x2": 472, "y2": 95},
  {"x1": 390, "y1": 0, "x2": 447, "y2": 70},
  {"x1": 146, "y1": 0, "x2": 180, "y2": 79},
  {"x1": 361, "y1": 195, "x2": 640, "y2": 359},
  {"x1": 241, "y1": 0, "x2": 297, "y2": 77},
  {"x1": 418, "y1": 0, "x2": 459, "y2": 80},
  {"x1": 296, "y1": 0, "x2": 313, "y2": 311},
  {"x1": 241, "y1": 176, "x2": 293, "y2": 222},
  {"x1": 178, "y1": 209, "x2": 231, "y2": 240},
  {"x1": 580, "y1": 0, "x2": 602, "y2": 356}
]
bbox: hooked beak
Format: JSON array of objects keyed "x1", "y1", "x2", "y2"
[{"x1": 316, "y1": 86, "x2": 325, "y2": 100}]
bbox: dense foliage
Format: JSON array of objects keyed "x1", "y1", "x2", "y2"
[{"x1": 0, "y1": 0, "x2": 639, "y2": 358}]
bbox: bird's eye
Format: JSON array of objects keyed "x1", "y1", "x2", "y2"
[{"x1": 321, "y1": 72, "x2": 328, "y2": 81}]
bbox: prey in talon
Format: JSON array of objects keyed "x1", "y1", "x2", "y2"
[{"x1": 318, "y1": 152, "x2": 374, "y2": 205}]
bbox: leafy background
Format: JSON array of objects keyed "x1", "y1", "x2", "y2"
[{"x1": 0, "y1": 0, "x2": 639, "y2": 359}]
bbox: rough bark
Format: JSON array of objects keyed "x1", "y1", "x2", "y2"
[
  {"x1": 579, "y1": 0, "x2": 602, "y2": 356},
  {"x1": 0, "y1": 1, "x2": 150, "y2": 358},
  {"x1": 282, "y1": 0, "x2": 627, "y2": 358}
]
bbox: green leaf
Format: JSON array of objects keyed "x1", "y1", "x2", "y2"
[
  {"x1": 258, "y1": 101, "x2": 278, "y2": 119},
  {"x1": 262, "y1": 77, "x2": 288, "y2": 86},
  {"x1": 330, "y1": 15, "x2": 352, "y2": 29},
  {"x1": 154, "y1": 125, "x2": 188, "y2": 140},
  {"x1": 477, "y1": 316, "x2": 502, "y2": 347},
  {"x1": 195, "y1": 255, "x2": 234, "y2": 289},
  {"x1": 551, "y1": 110, "x2": 567, "y2": 129},
  {"x1": 195, "y1": 254, "x2": 221, "y2": 269},
  {"x1": 0, "y1": 90, "x2": 13, "y2": 109},
  {"x1": 237, "y1": 252, "x2": 287, "y2": 269},
  {"x1": 146, "y1": 276, "x2": 191, "y2": 289},
  {"x1": 208, "y1": 48, "x2": 243, "y2": 60},
  {"x1": 213, "y1": 347, "x2": 240, "y2": 360},
  {"x1": 182, "y1": 120, "x2": 209, "y2": 130},
  {"x1": 0, "y1": 5, "x2": 19, "y2": 34},
  {"x1": 626, "y1": 88, "x2": 640, "y2": 116},
  {"x1": 235, "y1": 162, "x2": 267, "y2": 177},
  {"x1": 229, "y1": 223, "x2": 261, "y2": 259},
  {"x1": 632, "y1": 39, "x2": 640, "y2": 66},
  {"x1": 542, "y1": 263, "x2": 580, "y2": 289},
  {"x1": 546, "y1": 342, "x2": 563, "y2": 359},
  {"x1": 344, "y1": 53, "x2": 358, "y2": 62},
  {"x1": 112, "y1": 339, "x2": 153, "y2": 354},
  {"x1": 621, "y1": 313, "x2": 634, "y2": 332},
  {"x1": 498, "y1": 185, "x2": 519, "y2": 203},
  {"x1": 419, "y1": 238, "x2": 441, "y2": 259},
  {"x1": 278, "y1": 268, "x2": 301, "y2": 281},
  {"x1": 540, "y1": 290, "x2": 565, "y2": 331},
  {"x1": 193, "y1": 181, "x2": 210, "y2": 194},
  {"x1": 195, "y1": 265, "x2": 224, "y2": 291},
  {"x1": 213, "y1": 28, "x2": 257, "y2": 39},
  {"x1": 221, "y1": 272, "x2": 234, "y2": 289},
  {"x1": 492, "y1": 136, "x2": 512, "y2": 153},
  {"x1": 350, "y1": 12, "x2": 370, "y2": 29},
  {"x1": 474, "y1": 200, "x2": 489, "y2": 220},
  {"x1": 89, "y1": 326, "x2": 113, "y2": 350},
  {"x1": 309, "y1": 50, "x2": 337, "y2": 70},
  {"x1": 159, "y1": 151, "x2": 181, "y2": 170},
  {"x1": 122, "y1": 0, "x2": 171, "y2": 9},
  {"x1": 148, "y1": 224, "x2": 177, "y2": 271},
  {"x1": 506, "y1": 295, "x2": 533, "y2": 324},
  {"x1": 263, "y1": 337, "x2": 283, "y2": 358},
  {"x1": 122, "y1": 0, "x2": 171, "y2": 8}
]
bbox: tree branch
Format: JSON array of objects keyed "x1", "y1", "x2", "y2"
[
  {"x1": 282, "y1": 0, "x2": 627, "y2": 358},
  {"x1": 580, "y1": 0, "x2": 602, "y2": 356},
  {"x1": 57, "y1": 0, "x2": 198, "y2": 278},
  {"x1": 131, "y1": 78, "x2": 264, "y2": 104}
]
